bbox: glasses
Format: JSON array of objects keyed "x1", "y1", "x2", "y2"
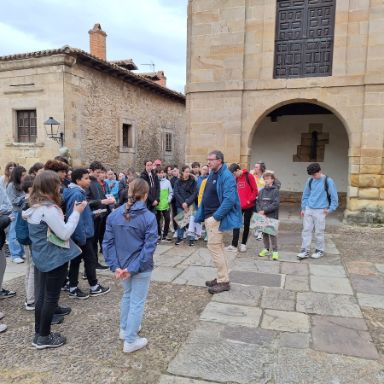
[{"x1": 207, "y1": 158, "x2": 218, "y2": 162}]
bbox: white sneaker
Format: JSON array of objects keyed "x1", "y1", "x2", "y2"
[
  {"x1": 239, "y1": 244, "x2": 247, "y2": 253},
  {"x1": 311, "y1": 250, "x2": 324, "y2": 259},
  {"x1": 119, "y1": 325, "x2": 142, "y2": 340},
  {"x1": 12, "y1": 257, "x2": 24, "y2": 264},
  {"x1": 224, "y1": 245, "x2": 238, "y2": 252},
  {"x1": 0, "y1": 324, "x2": 7, "y2": 333},
  {"x1": 123, "y1": 337, "x2": 148, "y2": 353},
  {"x1": 255, "y1": 232, "x2": 263, "y2": 241},
  {"x1": 297, "y1": 249, "x2": 310, "y2": 259}
]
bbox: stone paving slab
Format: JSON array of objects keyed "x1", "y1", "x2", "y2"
[
  {"x1": 310, "y1": 276, "x2": 353, "y2": 295},
  {"x1": 154, "y1": 244, "x2": 175, "y2": 255},
  {"x1": 296, "y1": 292, "x2": 363, "y2": 318},
  {"x1": 276, "y1": 251, "x2": 300, "y2": 263},
  {"x1": 261, "y1": 309, "x2": 310, "y2": 333},
  {"x1": 154, "y1": 252, "x2": 190, "y2": 268},
  {"x1": 173, "y1": 266, "x2": 217, "y2": 287},
  {"x1": 167, "y1": 322, "x2": 275, "y2": 384},
  {"x1": 375, "y1": 264, "x2": 384, "y2": 274},
  {"x1": 230, "y1": 270, "x2": 282, "y2": 287},
  {"x1": 232, "y1": 258, "x2": 280, "y2": 274},
  {"x1": 279, "y1": 332, "x2": 310, "y2": 349},
  {"x1": 301, "y1": 254, "x2": 342, "y2": 265},
  {"x1": 311, "y1": 315, "x2": 379, "y2": 360},
  {"x1": 163, "y1": 247, "x2": 195, "y2": 258},
  {"x1": 309, "y1": 264, "x2": 346, "y2": 277},
  {"x1": 357, "y1": 293, "x2": 384, "y2": 309},
  {"x1": 179, "y1": 248, "x2": 214, "y2": 268},
  {"x1": 281, "y1": 262, "x2": 308, "y2": 276},
  {"x1": 284, "y1": 275, "x2": 309, "y2": 291},
  {"x1": 346, "y1": 261, "x2": 378, "y2": 276},
  {"x1": 261, "y1": 287, "x2": 296, "y2": 311},
  {"x1": 159, "y1": 376, "x2": 218, "y2": 384},
  {"x1": 221, "y1": 325, "x2": 277, "y2": 346},
  {"x1": 211, "y1": 283, "x2": 262, "y2": 307},
  {"x1": 275, "y1": 347, "x2": 384, "y2": 384},
  {"x1": 200, "y1": 302, "x2": 262, "y2": 327},
  {"x1": 350, "y1": 274, "x2": 384, "y2": 294},
  {"x1": 151, "y1": 267, "x2": 184, "y2": 283}
]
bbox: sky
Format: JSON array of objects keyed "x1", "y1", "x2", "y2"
[{"x1": 0, "y1": 0, "x2": 188, "y2": 92}]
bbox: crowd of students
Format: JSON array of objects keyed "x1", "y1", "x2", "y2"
[{"x1": 0, "y1": 152, "x2": 338, "y2": 353}]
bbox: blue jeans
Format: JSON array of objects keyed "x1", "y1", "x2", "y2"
[
  {"x1": 120, "y1": 271, "x2": 152, "y2": 343},
  {"x1": 8, "y1": 212, "x2": 24, "y2": 259}
]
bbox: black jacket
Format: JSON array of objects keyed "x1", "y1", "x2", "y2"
[
  {"x1": 256, "y1": 184, "x2": 280, "y2": 219},
  {"x1": 174, "y1": 177, "x2": 197, "y2": 209},
  {"x1": 140, "y1": 170, "x2": 160, "y2": 208},
  {"x1": 86, "y1": 176, "x2": 109, "y2": 212}
]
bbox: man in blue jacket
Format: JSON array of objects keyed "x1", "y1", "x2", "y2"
[
  {"x1": 195, "y1": 150, "x2": 242, "y2": 294},
  {"x1": 63, "y1": 168, "x2": 110, "y2": 299},
  {"x1": 297, "y1": 163, "x2": 338, "y2": 260}
]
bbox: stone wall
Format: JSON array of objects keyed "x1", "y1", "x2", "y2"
[{"x1": 187, "y1": 0, "x2": 384, "y2": 223}]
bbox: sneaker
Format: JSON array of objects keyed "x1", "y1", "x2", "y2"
[
  {"x1": 82, "y1": 272, "x2": 87, "y2": 280},
  {"x1": 189, "y1": 240, "x2": 195, "y2": 247},
  {"x1": 162, "y1": 236, "x2": 172, "y2": 242},
  {"x1": 95, "y1": 263, "x2": 109, "y2": 270},
  {"x1": 239, "y1": 244, "x2": 247, "y2": 253},
  {"x1": 51, "y1": 314, "x2": 64, "y2": 325},
  {"x1": 224, "y1": 245, "x2": 238, "y2": 252},
  {"x1": 12, "y1": 257, "x2": 24, "y2": 264},
  {"x1": 311, "y1": 250, "x2": 324, "y2": 259},
  {"x1": 25, "y1": 302, "x2": 35, "y2": 311},
  {"x1": 0, "y1": 289, "x2": 16, "y2": 299},
  {"x1": 205, "y1": 278, "x2": 217, "y2": 287},
  {"x1": 258, "y1": 248, "x2": 269, "y2": 257},
  {"x1": 90, "y1": 284, "x2": 110, "y2": 297},
  {"x1": 69, "y1": 287, "x2": 89, "y2": 300},
  {"x1": 61, "y1": 282, "x2": 70, "y2": 292},
  {"x1": 55, "y1": 306, "x2": 72, "y2": 316},
  {"x1": 34, "y1": 332, "x2": 66, "y2": 349},
  {"x1": 272, "y1": 251, "x2": 279, "y2": 261},
  {"x1": 123, "y1": 337, "x2": 148, "y2": 353},
  {"x1": 175, "y1": 238, "x2": 182, "y2": 246},
  {"x1": 297, "y1": 249, "x2": 310, "y2": 259},
  {"x1": 0, "y1": 324, "x2": 7, "y2": 333},
  {"x1": 208, "y1": 282, "x2": 230, "y2": 294},
  {"x1": 119, "y1": 325, "x2": 142, "y2": 340},
  {"x1": 173, "y1": 232, "x2": 178, "y2": 239},
  {"x1": 255, "y1": 232, "x2": 263, "y2": 241}
]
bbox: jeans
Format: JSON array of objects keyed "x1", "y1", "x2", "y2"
[
  {"x1": 156, "y1": 209, "x2": 170, "y2": 238},
  {"x1": 120, "y1": 271, "x2": 152, "y2": 343},
  {"x1": 68, "y1": 238, "x2": 98, "y2": 287},
  {"x1": 34, "y1": 263, "x2": 68, "y2": 336},
  {"x1": 8, "y1": 212, "x2": 24, "y2": 259},
  {"x1": 232, "y1": 207, "x2": 253, "y2": 247},
  {"x1": 301, "y1": 207, "x2": 326, "y2": 252},
  {"x1": 176, "y1": 208, "x2": 194, "y2": 241}
]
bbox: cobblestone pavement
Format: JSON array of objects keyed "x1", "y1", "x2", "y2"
[{"x1": 1, "y1": 206, "x2": 384, "y2": 383}]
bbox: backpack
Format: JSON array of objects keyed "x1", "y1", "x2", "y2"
[
  {"x1": 15, "y1": 210, "x2": 31, "y2": 245},
  {"x1": 309, "y1": 176, "x2": 331, "y2": 205}
]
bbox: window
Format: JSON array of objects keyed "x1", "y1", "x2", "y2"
[
  {"x1": 17, "y1": 110, "x2": 37, "y2": 143},
  {"x1": 165, "y1": 133, "x2": 172, "y2": 152},
  {"x1": 122, "y1": 124, "x2": 133, "y2": 148},
  {"x1": 274, "y1": 0, "x2": 336, "y2": 78}
]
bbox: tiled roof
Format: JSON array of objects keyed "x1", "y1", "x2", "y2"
[
  {"x1": 0, "y1": 46, "x2": 185, "y2": 102},
  {"x1": 109, "y1": 59, "x2": 138, "y2": 70}
]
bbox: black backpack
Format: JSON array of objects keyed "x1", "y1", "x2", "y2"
[{"x1": 309, "y1": 176, "x2": 331, "y2": 206}]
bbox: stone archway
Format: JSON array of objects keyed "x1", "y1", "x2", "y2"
[{"x1": 248, "y1": 100, "x2": 350, "y2": 208}]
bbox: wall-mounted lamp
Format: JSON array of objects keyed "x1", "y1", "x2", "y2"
[{"x1": 44, "y1": 117, "x2": 64, "y2": 147}]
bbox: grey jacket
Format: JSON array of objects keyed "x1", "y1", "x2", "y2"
[
  {"x1": 256, "y1": 184, "x2": 280, "y2": 219},
  {"x1": 6, "y1": 182, "x2": 25, "y2": 211},
  {"x1": 0, "y1": 186, "x2": 12, "y2": 215}
]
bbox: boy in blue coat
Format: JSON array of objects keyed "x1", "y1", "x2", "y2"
[{"x1": 63, "y1": 169, "x2": 110, "y2": 299}]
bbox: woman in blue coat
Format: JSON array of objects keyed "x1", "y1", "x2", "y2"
[{"x1": 103, "y1": 178, "x2": 158, "y2": 354}]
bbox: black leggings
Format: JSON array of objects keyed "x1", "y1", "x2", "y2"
[
  {"x1": 34, "y1": 263, "x2": 68, "y2": 336},
  {"x1": 232, "y1": 207, "x2": 254, "y2": 247}
]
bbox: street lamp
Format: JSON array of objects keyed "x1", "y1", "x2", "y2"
[{"x1": 44, "y1": 117, "x2": 64, "y2": 147}]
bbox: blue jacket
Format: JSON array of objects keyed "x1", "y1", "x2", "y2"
[
  {"x1": 195, "y1": 164, "x2": 242, "y2": 231},
  {"x1": 63, "y1": 184, "x2": 94, "y2": 245},
  {"x1": 301, "y1": 175, "x2": 338, "y2": 212},
  {"x1": 102, "y1": 201, "x2": 158, "y2": 275}
]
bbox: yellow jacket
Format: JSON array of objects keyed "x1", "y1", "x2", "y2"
[{"x1": 197, "y1": 178, "x2": 207, "y2": 207}]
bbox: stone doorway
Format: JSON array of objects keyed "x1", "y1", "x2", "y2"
[{"x1": 249, "y1": 102, "x2": 349, "y2": 208}]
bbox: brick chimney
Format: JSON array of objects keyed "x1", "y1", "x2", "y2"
[
  {"x1": 88, "y1": 23, "x2": 107, "y2": 61},
  {"x1": 156, "y1": 71, "x2": 167, "y2": 87}
]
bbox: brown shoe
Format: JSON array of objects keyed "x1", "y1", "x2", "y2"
[
  {"x1": 205, "y1": 278, "x2": 217, "y2": 287},
  {"x1": 208, "y1": 282, "x2": 230, "y2": 294}
]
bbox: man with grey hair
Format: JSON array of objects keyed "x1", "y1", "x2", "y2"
[{"x1": 195, "y1": 150, "x2": 242, "y2": 294}]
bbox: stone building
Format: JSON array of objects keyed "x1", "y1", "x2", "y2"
[
  {"x1": 186, "y1": 0, "x2": 384, "y2": 223},
  {"x1": 0, "y1": 24, "x2": 186, "y2": 173}
]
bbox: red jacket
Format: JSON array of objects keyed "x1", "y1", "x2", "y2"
[{"x1": 236, "y1": 169, "x2": 258, "y2": 209}]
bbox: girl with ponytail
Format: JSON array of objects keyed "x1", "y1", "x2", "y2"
[{"x1": 102, "y1": 178, "x2": 158, "y2": 354}]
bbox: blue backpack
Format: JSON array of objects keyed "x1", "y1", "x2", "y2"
[{"x1": 15, "y1": 210, "x2": 31, "y2": 245}]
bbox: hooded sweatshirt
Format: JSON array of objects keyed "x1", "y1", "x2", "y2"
[
  {"x1": 236, "y1": 169, "x2": 258, "y2": 210},
  {"x1": 156, "y1": 178, "x2": 173, "y2": 211},
  {"x1": 63, "y1": 183, "x2": 94, "y2": 245},
  {"x1": 256, "y1": 183, "x2": 280, "y2": 220},
  {"x1": 102, "y1": 201, "x2": 158, "y2": 275}
]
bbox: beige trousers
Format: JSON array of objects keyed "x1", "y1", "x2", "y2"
[{"x1": 204, "y1": 217, "x2": 229, "y2": 283}]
